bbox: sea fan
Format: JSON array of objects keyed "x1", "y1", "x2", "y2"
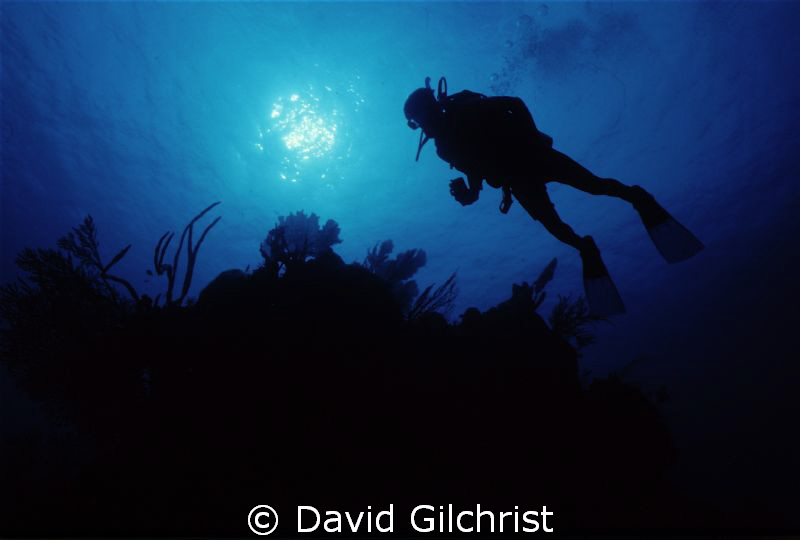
[{"x1": 260, "y1": 211, "x2": 341, "y2": 270}]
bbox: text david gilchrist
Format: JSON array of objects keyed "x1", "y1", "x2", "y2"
[{"x1": 297, "y1": 504, "x2": 554, "y2": 533}]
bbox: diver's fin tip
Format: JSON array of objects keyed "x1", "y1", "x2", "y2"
[
  {"x1": 646, "y1": 216, "x2": 705, "y2": 264},
  {"x1": 580, "y1": 238, "x2": 625, "y2": 317},
  {"x1": 584, "y1": 274, "x2": 626, "y2": 318},
  {"x1": 633, "y1": 192, "x2": 704, "y2": 263}
]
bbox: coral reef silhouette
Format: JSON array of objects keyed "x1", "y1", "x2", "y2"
[{"x1": 0, "y1": 208, "x2": 690, "y2": 536}]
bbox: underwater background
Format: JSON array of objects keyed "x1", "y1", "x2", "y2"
[{"x1": 2, "y1": 1, "x2": 799, "y2": 526}]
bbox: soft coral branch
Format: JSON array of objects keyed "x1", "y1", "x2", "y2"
[{"x1": 152, "y1": 202, "x2": 221, "y2": 307}]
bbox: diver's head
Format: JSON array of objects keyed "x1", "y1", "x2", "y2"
[{"x1": 404, "y1": 83, "x2": 442, "y2": 136}]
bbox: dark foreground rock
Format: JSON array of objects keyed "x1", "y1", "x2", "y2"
[{"x1": 0, "y1": 213, "x2": 684, "y2": 535}]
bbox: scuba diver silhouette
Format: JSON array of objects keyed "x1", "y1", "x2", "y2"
[{"x1": 404, "y1": 77, "x2": 703, "y2": 316}]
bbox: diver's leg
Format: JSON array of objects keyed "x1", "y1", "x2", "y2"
[
  {"x1": 513, "y1": 185, "x2": 585, "y2": 250},
  {"x1": 543, "y1": 149, "x2": 643, "y2": 203},
  {"x1": 543, "y1": 149, "x2": 704, "y2": 263},
  {"x1": 513, "y1": 184, "x2": 625, "y2": 316}
]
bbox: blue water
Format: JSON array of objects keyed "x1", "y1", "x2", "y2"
[{"x1": 3, "y1": 1, "x2": 800, "y2": 518}]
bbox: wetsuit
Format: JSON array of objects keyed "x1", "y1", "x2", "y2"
[{"x1": 433, "y1": 92, "x2": 638, "y2": 251}]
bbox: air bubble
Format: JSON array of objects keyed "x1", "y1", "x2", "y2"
[{"x1": 516, "y1": 14, "x2": 532, "y2": 29}]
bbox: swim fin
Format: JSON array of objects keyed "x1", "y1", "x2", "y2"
[
  {"x1": 580, "y1": 236, "x2": 625, "y2": 317},
  {"x1": 632, "y1": 187, "x2": 704, "y2": 264}
]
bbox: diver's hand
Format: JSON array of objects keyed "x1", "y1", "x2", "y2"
[{"x1": 449, "y1": 177, "x2": 478, "y2": 205}]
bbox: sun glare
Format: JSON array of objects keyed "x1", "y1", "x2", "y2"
[
  {"x1": 261, "y1": 78, "x2": 364, "y2": 185},
  {"x1": 269, "y1": 90, "x2": 336, "y2": 160}
]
